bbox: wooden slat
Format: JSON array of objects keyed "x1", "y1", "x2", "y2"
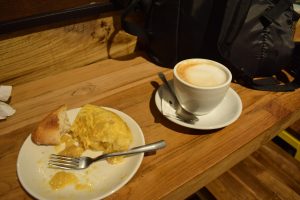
[
  {"x1": 205, "y1": 141, "x2": 300, "y2": 200},
  {"x1": 0, "y1": 0, "x2": 109, "y2": 22},
  {"x1": 0, "y1": 57, "x2": 166, "y2": 136},
  {"x1": 0, "y1": 13, "x2": 137, "y2": 85},
  {"x1": 289, "y1": 119, "x2": 300, "y2": 134}
]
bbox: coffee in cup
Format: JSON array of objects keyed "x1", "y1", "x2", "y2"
[
  {"x1": 176, "y1": 60, "x2": 228, "y2": 87},
  {"x1": 173, "y1": 58, "x2": 232, "y2": 115}
]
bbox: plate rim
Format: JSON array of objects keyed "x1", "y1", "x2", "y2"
[
  {"x1": 17, "y1": 106, "x2": 145, "y2": 200},
  {"x1": 155, "y1": 83, "x2": 243, "y2": 130}
]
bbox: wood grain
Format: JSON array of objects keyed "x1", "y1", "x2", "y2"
[
  {"x1": 0, "y1": 56, "x2": 300, "y2": 200},
  {"x1": 295, "y1": 12, "x2": 300, "y2": 42},
  {"x1": 0, "y1": 0, "x2": 109, "y2": 22},
  {"x1": 0, "y1": 13, "x2": 137, "y2": 85},
  {"x1": 205, "y1": 141, "x2": 300, "y2": 200},
  {"x1": 289, "y1": 119, "x2": 300, "y2": 134}
]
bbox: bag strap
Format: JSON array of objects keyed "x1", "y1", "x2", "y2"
[
  {"x1": 218, "y1": 0, "x2": 252, "y2": 53},
  {"x1": 225, "y1": 0, "x2": 252, "y2": 46},
  {"x1": 241, "y1": 42, "x2": 300, "y2": 92},
  {"x1": 251, "y1": 81, "x2": 298, "y2": 92},
  {"x1": 260, "y1": 0, "x2": 295, "y2": 26},
  {"x1": 242, "y1": 0, "x2": 300, "y2": 91},
  {"x1": 121, "y1": 0, "x2": 150, "y2": 46},
  {"x1": 241, "y1": 75, "x2": 299, "y2": 92}
]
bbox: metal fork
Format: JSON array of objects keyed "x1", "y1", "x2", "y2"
[{"x1": 48, "y1": 140, "x2": 166, "y2": 170}]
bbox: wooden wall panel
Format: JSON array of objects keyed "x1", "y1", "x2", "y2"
[
  {"x1": 0, "y1": 12, "x2": 137, "y2": 85},
  {"x1": 0, "y1": 0, "x2": 109, "y2": 22}
]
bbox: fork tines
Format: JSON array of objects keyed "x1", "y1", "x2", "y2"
[{"x1": 48, "y1": 154, "x2": 80, "y2": 169}]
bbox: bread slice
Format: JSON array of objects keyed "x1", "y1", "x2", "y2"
[{"x1": 32, "y1": 105, "x2": 70, "y2": 145}]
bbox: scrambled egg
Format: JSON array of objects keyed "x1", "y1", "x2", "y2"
[
  {"x1": 49, "y1": 104, "x2": 133, "y2": 190},
  {"x1": 70, "y1": 104, "x2": 133, "y2": 163},
  {"x1": 59, "y1": 134, "x2": 84, "y2": 157},
  {"x1": 49, "y1": 104, "x2": 132, "y2": 190},
  {"x1": 49, "y1": 171, "x2": 92, "y2": 191},
  {"x1": 49, "y1": 171, "x2": 78, "y2": 190}
]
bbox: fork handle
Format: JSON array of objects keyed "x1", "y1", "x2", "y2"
[{"x1": 94, "y1": 140, "x2": 166, "y2": 161}]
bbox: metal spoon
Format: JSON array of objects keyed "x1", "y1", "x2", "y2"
[{"x1": 158, "y1": 72, "x2": 199, "y2": 124}]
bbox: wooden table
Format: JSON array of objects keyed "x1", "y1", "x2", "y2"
[{"x1": 0, "y1": 55, "x2": 300, "y2": 200}]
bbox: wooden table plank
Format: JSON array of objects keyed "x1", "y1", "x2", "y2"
[
  {"x1": 0, "y1": 56, "x2": 299, "y2": 200},
  {"x1": 0, "y1": 57, "x2": 167, "y2": 136}
]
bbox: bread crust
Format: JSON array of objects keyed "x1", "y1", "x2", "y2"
[{"x1": 31, "y1": 105, "x2": 67, "y2": 145}]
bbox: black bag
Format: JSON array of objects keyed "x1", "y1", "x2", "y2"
[
  {"x1": 120, "y1": 0, "x2": 225, "y2": 66},
  {"x1": 121, "y1": 0, "x2": 300, "y2": 91},
  {"x1": 218, "y1": 0, "x2": 300, "y2": 91}
]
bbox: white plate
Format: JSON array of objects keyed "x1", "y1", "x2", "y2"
[
  {"x1": 155, "y1": 82, "x2": 243, "y2": 130},
  {"x1": 17, "y1": 107, "x2": 145, "y2": 200}
]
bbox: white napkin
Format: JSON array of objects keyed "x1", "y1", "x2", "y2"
[
  {"x1": 0, "y1": 85, "x2": 15, "y2": 120},
  {"x1": 161, "y1": 85, "x2": 178, "y2": 118},
  {"x1": 0, "y1": 85, "x2": 12, "y2": 102}
]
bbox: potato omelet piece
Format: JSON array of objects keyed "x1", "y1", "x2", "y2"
[
  {"x1": 58, "y1": 134, "x2": 84, "y2": 157},
  {"x1": 49, "y1": 171, "x2": 78, "y2": 190},
  {"x1": 70, "y1": 104, "x2": 133, "y2": 163}
]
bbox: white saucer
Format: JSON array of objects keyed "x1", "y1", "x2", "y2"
[{"x1": 155, "y1": 81, "x2": 243, "y2": 130}]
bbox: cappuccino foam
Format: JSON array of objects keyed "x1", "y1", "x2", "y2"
[{"x1": 177, "y1": 63, "x2": 227, "y2": 87}]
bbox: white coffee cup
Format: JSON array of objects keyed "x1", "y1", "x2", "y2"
[{"x1": 173, "y1": 58, "x2": 232, "y2": 115}]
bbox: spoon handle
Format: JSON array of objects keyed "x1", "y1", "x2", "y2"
[
  {"x1": 158, "y1": 72, "x2": 179, "y2": 103},
  {"x1": 158, "y1": 72, "x2": 199, "y2": 123}
]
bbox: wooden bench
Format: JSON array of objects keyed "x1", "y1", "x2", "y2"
[
  {"x1": 0, "y1": 12, "x2": 137, "y2": 86},
  {"x1": 200, "y1": 141, "x2": 300, "y2": 200},
  {"x1": 277, "y1": 120, "x2": 300, "y2": 161}
]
